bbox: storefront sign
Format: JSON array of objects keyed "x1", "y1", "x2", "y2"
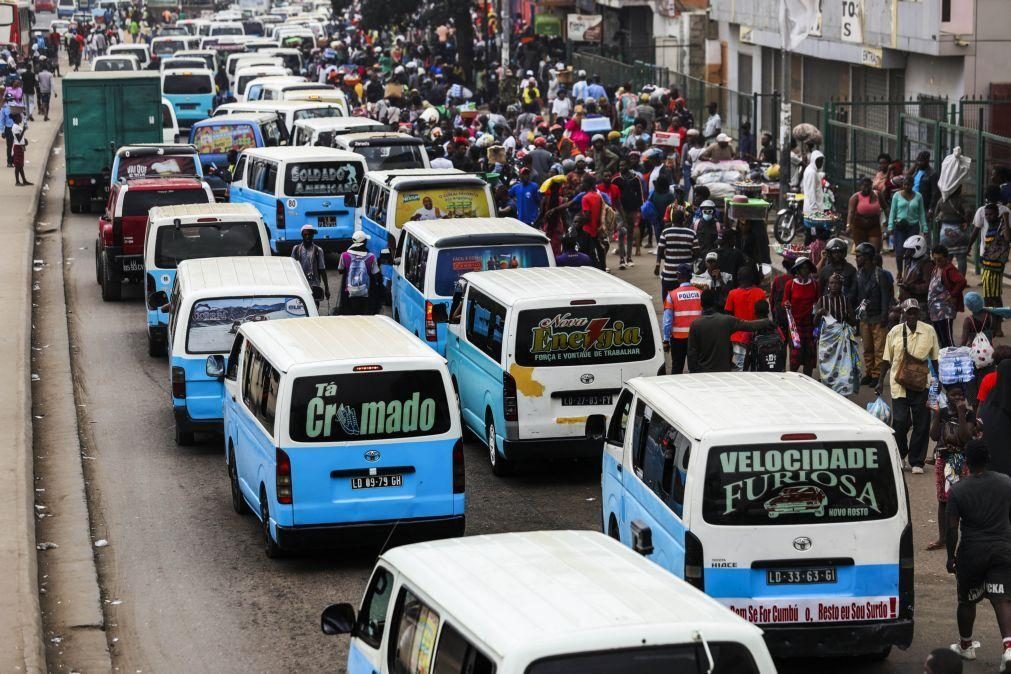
[
  {"x1": 566, "y1": 14, "x2": 602, "y2": 42},
  {"x1": 841, "y1": 0, "x2": 863, "y2": 43},
  {"x1": 861, "y1": 46, "x2": 883, "y2": 68},
  {"x1": 534, "y1": 14, "x2": 562, "y2": 37}
]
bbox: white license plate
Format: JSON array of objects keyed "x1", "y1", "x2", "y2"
[
  {"x1": 122, "y1": 259, "x2": 144, "y2": 272},
  {"x1": 766, "y1": 567, "x2": 837, "y2": 585},
  {"x1": 351, "y1": 474, "x2": 403, "y2": 490},
  {"x1": 561, "y1": 394, "x2": 613, "y2": 407},
  {"x1": 317, "y1": 215, "x2": 336, "y2": 228}
]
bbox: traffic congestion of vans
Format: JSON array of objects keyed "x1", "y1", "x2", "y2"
[{"x1": 51, "y1": 1, "x2": 927, "y2": 668}]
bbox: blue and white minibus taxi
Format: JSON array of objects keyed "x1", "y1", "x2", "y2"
[
  {"x1": 359, "y1": 169, "x2": 494, "y2": 296},
  {"x1": 441, "y1": 267, "x2": 664, "y2": 476},
  {"x1": 229, "y1": 146, "x2": 367, "y2": 255},
  {"x1": 599, "y1": 372, "x2": 912, "y2": 660},
  {"x1": 392, "y1": 217, "x2": 553, "y2": 355},
  {"x1": 161, "y1": 68, "x2": 216, "y2": 126},
  {"x1": 157, "y1": 256, "x2": 317, "y2": 445},
  {"x1": 143, "y1": 203, "x2": 270, "y2": 357},
  {"x1": 219, "y1": 316, "x2": 465, "y2": 557},
  {"x1": 320, "y1": 530, "x2": 777, "y2": 674}
]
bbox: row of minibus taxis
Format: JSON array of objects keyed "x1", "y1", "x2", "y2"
[{"x1": 96, "y1": 24, "x2": 910, "y2": 666}]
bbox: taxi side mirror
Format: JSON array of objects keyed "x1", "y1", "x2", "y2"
[
  {"x1": 320, "y1": 603, "x2": 356, "y2": 636},
  {"x1": 147, "y1": 290, "x2": 168, "y2": 310},
  {"x1": 585, "y1": 414, "x2": 606, "y2": 441},
  {"x1": 430, "y1": 303, "x2": 448, "y2": 324},
  {"x1": 205, "y1": 354, "x2": 225, "y2": 378},
  {"x1": 630, "y1": 520, "x2": 654, "y2": 556}
]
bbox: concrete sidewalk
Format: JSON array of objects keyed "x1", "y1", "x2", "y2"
[{"x1": 0, "y1": 86, "x2": 64, "y2": 673}]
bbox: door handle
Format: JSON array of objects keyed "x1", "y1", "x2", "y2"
[
  {"x1": 231, "y1": 395, "x2": 236, "y2": 402},
  {"x1": 617, "y1": 463, "x2": 623, "y2": 473}
]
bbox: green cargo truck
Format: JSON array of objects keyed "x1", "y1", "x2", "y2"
[{"x1": 62, "y1": 72, "x2": 164, "y2": 213}]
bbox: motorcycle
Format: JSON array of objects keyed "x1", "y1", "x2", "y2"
[{"x1": 774, "y1": 192, "x2": 804, "y2": 245}]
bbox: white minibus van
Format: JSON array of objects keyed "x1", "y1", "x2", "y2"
[
  {"x1": 321, "y1": 530, "x2": 778, "y2": 673},
  {"x1": 601, "y1": 372, "x2": 913, "y2": 659}
]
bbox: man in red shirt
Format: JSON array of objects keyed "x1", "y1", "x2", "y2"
[
  {"x1": 579, "y1": 175, "x2": 604, "y2": 270},
  {"x1": 724, "y1": 266, "x2": 767, "y2": 370}
]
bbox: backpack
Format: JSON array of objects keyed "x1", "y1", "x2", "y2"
[
  {"x1": 600, "y1": 201, "x2": 617, "y2": 238},
  {"x1": 342, "y1": 251, "x2": 372, "y2": 298},
  {"x1": 748, "y1": 329, "x2": 786, "y2": 372}
]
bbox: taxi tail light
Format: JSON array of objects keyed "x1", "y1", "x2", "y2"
[
  {"x1": 684, "y1": 531, "x2": 705, "y2": 590},
  {"x1": 424, "y1": 301, "x2": 437, "y2": 342},
  {"x1": 898, "y1": 523, "x2": 914, "y2": 619},
  {"x1": 171, "y1": 366, "x2": 186, "y2": 399},
  {"x1": 276, "y1": 199, "x2": 285, "y2": 229},
  {"x1": 503, "y1": 372, "x2": 518, "y2": 422},
  {"x1": 276, "y1": 448, "x2": 293, "y2": 504},
  {"x1": 452, "y1": 440, "x2": 465, "y2": 494}
]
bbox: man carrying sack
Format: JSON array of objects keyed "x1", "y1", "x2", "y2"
[{"x1": 876, "y1": 299, "x2": 941, "y2": 474}]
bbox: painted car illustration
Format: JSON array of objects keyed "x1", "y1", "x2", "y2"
[{"x1": 763, "y1": 486, "x2": 828, "y2": 518}]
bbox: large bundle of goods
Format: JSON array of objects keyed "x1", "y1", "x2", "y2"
[{"x1": 691, "y1": 159, "x2": 749, "y2": 199}]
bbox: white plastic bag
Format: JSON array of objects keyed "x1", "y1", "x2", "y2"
[{"x1": 866, "y1": 396, "x2": 891, "y2": 425}]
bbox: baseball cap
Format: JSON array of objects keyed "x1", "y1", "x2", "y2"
[
  {"x1": 716, "y1": 133, "x2": 732, "y2": 143},
  {"x1": 300, "y1": 224, "x2": 317, "y2": 234},
  {"x1": 351, "y1": 230, "x2": 368, "y2": 243},
  {"x1": 677, "y1": 263, "x2": 693, "y2": 276},
  {"x1": 900, "y1": 298, "x2": 920, "y2": 311},
  {"x1": 591, "y1": 134, "x2": 604, "y2": 143},
  {"x1": 705, "y1": 251, "x2": 718, "y2": 262}
]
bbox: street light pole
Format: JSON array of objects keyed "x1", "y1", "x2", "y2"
[
  {"x1": 500, "y1": 0, "x2": 510, "y2": 69},
  {"x1": 778, "y1": 46, "x2": 791, "y2": 207}
]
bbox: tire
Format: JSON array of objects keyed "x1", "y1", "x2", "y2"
[
  {"x1": 94, "y1": 240, "x2": 102, "y2": 285},
  {"x1": 486, "y1": 416, "x2": 512, "y2": 477},
  {"x1": 774, "y1": 210, "x2": 798, "y2": 245},
  {"x1": 228, "y1": 449, "x2": 247, "y2": 515},
  {"x1": 100, "y1": 251, "x2": 121, "y2": 302},
  {"x1": 607, "y1": 516, "x2": 620, "y2": 540},
  {"x1": 147, "y1": 331, "x2": 165, "y2": 358},
  {"x1": 260, "y1": 488, "x2": 283, "y2": 559},
  {"x1": 174, "y1": 423, "x2": 195, "y2": 446},
  {"x1": 863, "y1": 646, "x2": 892, "y2": 662},
  {"x1": 69, "y1": 196, "x2": 81, "y2": 214}
]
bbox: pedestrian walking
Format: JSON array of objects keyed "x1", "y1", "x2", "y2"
[
  {"x1": 0, "y1": 95, "x2": 14, "y2": 167},
  {"x1": 972, "y1": 202, "x2": 1010, "y2": 336},
  {"x1": 11, "y1": 114, "x2": 30, "y2": 186},
  {"x1": 782, "y1": 257, "x2": 820, "y2": 377},
  {"x1": 846, "y1": 177, "x2": 883, "y2": 249},
  {"x1": 36, "y1": 65, "x2": 53, "y2": 122},
  {"x1": 336, "y1": 231, "x2": 380, "y2": 316},
  {"x1": 876, "y1": 299, "x2": 941, "y2": 474},
  {"x1": 854, "y1": 242, "x2": 894, "y2": 386},
  {"x1": 944, "y1": 440, "x2": 1011, "y2": 669},
  {"x1": 661, "y1": 264, "x2": 702, "y2": 375},
  {"x1": 654, "y1": 208, "x2": 697, "y2": 301},
  {"x1": 979, "y1": 359, "x2": 1011, "y2": 478},
  {"x1": 926, "y1": 383, "x2": 975, "y2": 551},
  {"x1": 291, "y1": 224, "x2": 329, "y2": 309},
  {"x1": 724, "y1": 266, "x2": 766, "y2": 371},
  {"x1": 889, "y1": 177, "x2": 929, "y2": 277},
  {"x1": 687, "y1": 289, "x2": 770, "y2": 373},
  {"x1": 928, "y1": 245, "x2": 967, "y2": 349}
]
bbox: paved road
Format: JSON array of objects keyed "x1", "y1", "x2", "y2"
[{"x1": 59, "y1": 201, "x2": 1003, "y2": 671}]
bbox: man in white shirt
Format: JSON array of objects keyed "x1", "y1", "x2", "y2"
[
  {"x1": 411, "y1": 197, "x2": 442, "y2": 221},
  {"x1": 571, "y1": 71, "x2": 588, "y2": 102},
  {"x1": 550, "y1": 88, "x2": 571, "y2": 123},
  {"x1": 702, "y1": 102, "x2": 722, "y2": 142}
]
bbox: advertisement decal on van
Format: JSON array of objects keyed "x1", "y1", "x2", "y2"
[
  {"x1": 289, "y1": 371, "x2": 451, "y2": 442},
  {"x1": 395, "y1": 187, "x2": 491, "y2": 227},
  {"x1": 284, "y1": 161, "x2": 361, "y2": 196},
  {"x1": 702, "y1": 442, "x2": 899, "y2": 525},
  {"x1": 514, "y1": 305, "x2": 655, "y2": 367}
]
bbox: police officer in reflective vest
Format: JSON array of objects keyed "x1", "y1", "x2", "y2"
[{"x1": 662, "y1": 264, "x2": 703, "y2": 374}]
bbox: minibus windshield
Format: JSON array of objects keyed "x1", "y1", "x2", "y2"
[
  {"x1": 155, "y1": 222, "x2": 264, "y2": 268},
  {"x1": 435, "y1": 245, "x2": 550, "y2": 296},
  {"x1": 350, "y1": 143, "x2": 425, "y2": 171},
  {"x1": 95, "y1": 59, "x2": 135, "y2": 71},
  {"x1": 526, "y1": 643, "x2": 760, "y2": 674},
  {"x1": 292, "y1": 107, "x2": 341, "y2": 122},
  {"x1": 123, "y1": 189, "x2": 209, "y2": 216},
  {"x1": 186, "y1": 296, "x2": 308, "y2": 353},
  {"x1": 163, "y1": 74, "x2": 213, "y2": 95},
  {"x1": 702, "y1": 441, "x2": 899, "y2": 526},
  {"x1": 514, "y1": 304, "x2": 655, "y2": 367},
  {"x1": 116, "y1": 155, "x2": 198, "y2": 181},
  {"x1": 283, "y1": 160, "x2": 363, "y2": 197},
  {"x1": 288, "y1": 370, "x2": 451, "y2": 442}
]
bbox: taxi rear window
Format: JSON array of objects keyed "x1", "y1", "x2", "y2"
[
  {"x1": 122, "y1": 188, "x2": 209, "y2": 216},
  {"x1": 163, "y1": 74, "x2": 213, "y2": 95},
  {"x1": 283, "y1": 161, "x2": 363, "y2": 197},
  {"x1": 702, "y1": 442, "x2": 899, "y2": 526}
]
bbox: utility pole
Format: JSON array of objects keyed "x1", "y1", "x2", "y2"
[
  {"x1": 778, "y1": 47, "x2": 791, "y2": 206},
  {"x1": 500, "y1": 0, "x2": 510, "y2": 70}
]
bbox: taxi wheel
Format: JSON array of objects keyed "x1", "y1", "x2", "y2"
[
  {"x1": 94, "y1": 240, "x2": 101, "y2": 285},
  {"x1": 228, "y1": 449, "x2": 247, "y2": 515},
  {"x1": 260, "y1": 488, "x2": 283, "y2": 559},
  {"x1": 147, "y1": 332, "x2": 165, "y2": 358},
  {"x1": 486, "y1": 417, "x2": 512, "y2": 477},
  {"x1": 100, "y1": 251, "x2": 121, "y2": 302},
  {"x1": 174, "y1": 424, "x2": 195, "y2": 446},
  {"x1": 607, "y1": 516, "x2": 620, "y2": 540}
]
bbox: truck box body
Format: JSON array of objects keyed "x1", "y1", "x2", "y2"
[{"x1": 62, "y1": 72, "x2": 163, "y2": 213}]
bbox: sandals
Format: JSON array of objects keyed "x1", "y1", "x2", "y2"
[{"x1": 926, "y1": 540, "x2": 945, "y2": 551}]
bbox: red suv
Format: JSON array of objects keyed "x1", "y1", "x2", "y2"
[{"x1": 96, "y1": 177, "x2": 214, "y2": 301}]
